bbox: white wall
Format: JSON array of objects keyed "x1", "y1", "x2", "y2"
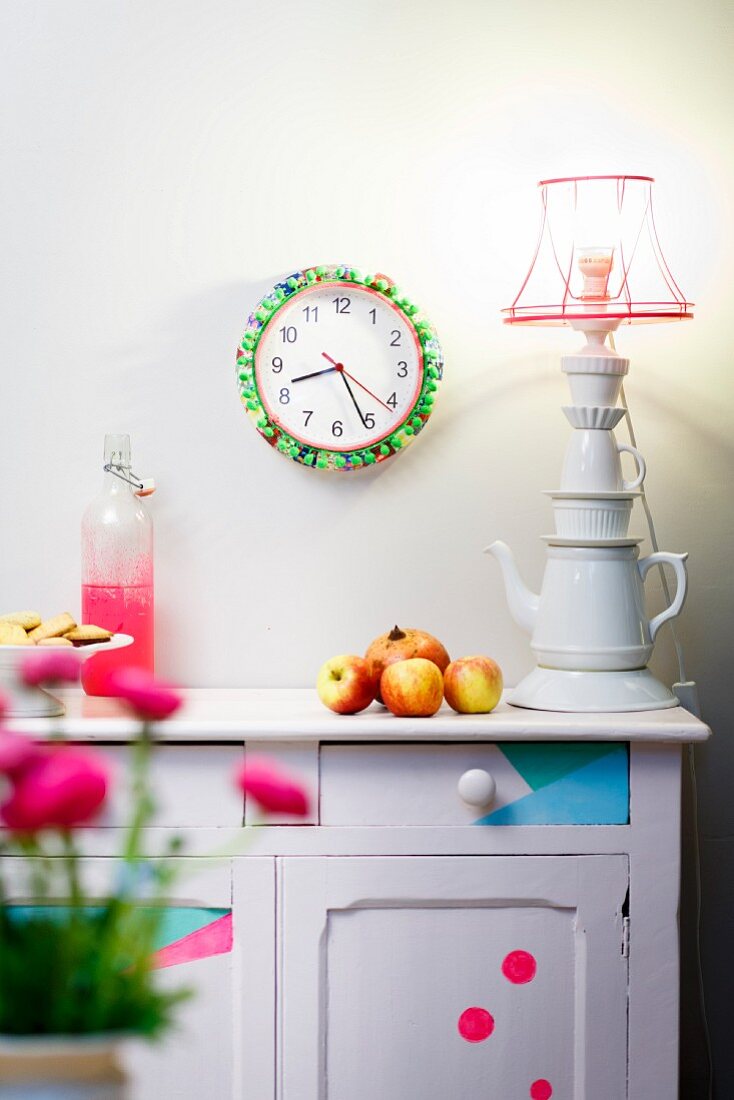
[{"x1": 1, "y1": 1, "x2": 732, "y2": 1093}]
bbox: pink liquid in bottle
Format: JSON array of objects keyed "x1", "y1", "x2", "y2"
[
  {"x1": 81, "y1": 435, "x2": 154, "y2": 696},
  {"x1": 81, "y1": 582, "x2": 154, "y2": 695}
]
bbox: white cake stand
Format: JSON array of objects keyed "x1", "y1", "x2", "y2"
[{"x1": 0, "y1": 634, "x2": 134, "y2": 718}]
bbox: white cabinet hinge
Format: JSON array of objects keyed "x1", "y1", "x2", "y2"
[{"x1": 621, "y1": 916, "x2": 630, "y2": 958}]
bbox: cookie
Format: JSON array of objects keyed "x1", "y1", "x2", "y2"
[
  {"x1": 28, "y1": 612, "x2": 76, "y2": 643},
  {"x1": 0, "y1": 621, "x2": 32, "y2": 645},
  {"x1": 37, "y1": 637, "x2": 74, "y2": 647},
  {"x1": 64, "y1": 625, "x2": 113, "y2": 646},
  {"x1": 0, "y1": 610, "x2": 42, "y2": 631}
]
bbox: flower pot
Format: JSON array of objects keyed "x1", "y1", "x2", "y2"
[{"x1": 0, "y1": 1036, "x2": 126, "y2": 1099}]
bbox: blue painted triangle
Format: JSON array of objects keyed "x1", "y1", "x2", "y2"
[{"x1": 475, "y1": 745, "x2": 629, "y2": 826}]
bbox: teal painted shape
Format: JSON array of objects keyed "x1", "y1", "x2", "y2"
[
  {"x1": 154, "y1": 907, "x2": 230, "y2": 951},
  {"x1": 498, "y1": 741, "x2": 622, "y2": 791},
  {"x1": 5, "y1": 906, "x2": 230, "y2": 953},
  {"x1": 476, "y1": 746, "x2": 629, "y2": 825}
]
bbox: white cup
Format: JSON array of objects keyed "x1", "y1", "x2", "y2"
[
  {"x1": 562, "y1": 353, "x2": 629, "y2": 407},
  {"x1": 565, "y1": 373, "x2": 624, "y2": 406},
  {"x1": 551, "y1": 496, "x2": 634, "y2": 539},
  {"x1": 561, "y1": 430, "x2": 646, "y2": 492}
]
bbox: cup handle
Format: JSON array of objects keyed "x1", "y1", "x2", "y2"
[
  {"x1": 638, "y1": 552, "x2": 689, "y2": 641},
  {"x1": 617, "y1": 443, "x2": 646, "y2": 491}
]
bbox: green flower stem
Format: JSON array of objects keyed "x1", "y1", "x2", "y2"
[
  {"x1": 123, "y1": 722, "x2": 156, "y2": 868},
  {"x1": 62, "y1": 831, "x2": 82, "y2": 910}
]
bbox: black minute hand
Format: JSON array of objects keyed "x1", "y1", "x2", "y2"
[
  {"x1": 290, "y1": 365, "x2": 339, "y2": 383},
  {"x1": 340, "y1": 371, "x2": 367, "y2": 428}
]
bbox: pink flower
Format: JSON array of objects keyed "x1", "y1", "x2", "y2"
[
  {"x1": 102, "y1": 668, "x2": 183, "y2": 722},
  {"x1": 21, "y1": 651, "x2": 80, "y2": 687},
  {"x1": 235, "y1": 756, "x2": 310, "y2": 817},
  {"x1": 0, "y1": 745, "x2": 110, "y2": 832},
  {"x1": 0, "y1": 731, "x2": 42, "y2": 778}
]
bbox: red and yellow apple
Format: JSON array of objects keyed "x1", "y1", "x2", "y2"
[
  {"x1": 380, "y1": 658, "x2": 444, "y2": 718},
  {"x1": 443, "y1": 656, "x2": 503, "y2": 714},
  {"x1": 365, "y1": 626, "x2": 450, "y2": 703},
  {"x1": 317, "y1": 655, "x2": 375, "y2": 715}
]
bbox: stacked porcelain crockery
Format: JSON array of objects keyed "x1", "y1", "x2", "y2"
[
  {"x1": 487, "y1": 332, "x2": 689, "y2": 712},
  {"x1": 546, "y1": 341, "x2": 645, "y2": 540}
]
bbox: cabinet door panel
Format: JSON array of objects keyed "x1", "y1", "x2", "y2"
[{"x1": 279, "y1": 856, "x2": 628, "y2": 1100}]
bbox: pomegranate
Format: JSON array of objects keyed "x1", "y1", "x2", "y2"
[{"x1": 365, "y1": 625, "x2": 450, "y2": 704}]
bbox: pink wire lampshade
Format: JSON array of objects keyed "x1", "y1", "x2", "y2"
[{"x1": 503, "y1": 175, "x2": 693, "y2": 326}]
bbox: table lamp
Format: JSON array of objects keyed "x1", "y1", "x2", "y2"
[{"x1": 487, "y1": 175, "x2": 694, "y2": 712}]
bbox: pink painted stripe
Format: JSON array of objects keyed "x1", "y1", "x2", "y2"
[{"x1": 151, "y1": 912, "x2": 233, "y2": 970}]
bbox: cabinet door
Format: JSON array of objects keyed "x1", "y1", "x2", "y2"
[
  {"x1": 122, "y1": 857, "x2": 275, "y2": 1100},
  {"x1": 4, "y1": 856, "x2": 275, "y2": 1100},
  {"x1": 279, "y1": 856, "x2": 628, "y2": 1100}
]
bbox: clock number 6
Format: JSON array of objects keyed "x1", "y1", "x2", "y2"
[{"x1": 332, "y1": 420, "x2": 343, "y2": 437}]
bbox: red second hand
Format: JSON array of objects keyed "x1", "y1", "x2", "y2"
[{"x1": 321, "y1": 352, "x2": 392, "y2": 412}]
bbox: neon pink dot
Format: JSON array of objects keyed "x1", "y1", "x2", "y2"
[
  {"x1": 502, "y1": 949, "x2": 537, "y2": 984},
  {"x1": 457, "y1": 1006, "x2": 495, "y2": 1042},
  {"x1": 530, "y1": 1080, "x2": 553, "y2": 1100}
]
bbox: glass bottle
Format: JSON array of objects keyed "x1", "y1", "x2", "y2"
[{"x1": 81, "y1": 434, "x2": 154, "y2": 696}]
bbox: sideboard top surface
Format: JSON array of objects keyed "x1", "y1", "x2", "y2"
[{"x1": 11, "y1": 688, "x2": 711, "y2": 743}]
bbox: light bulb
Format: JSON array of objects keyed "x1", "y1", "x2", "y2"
[{"x1": 577, "y1": 247, "x2": 614, "y2": 300}]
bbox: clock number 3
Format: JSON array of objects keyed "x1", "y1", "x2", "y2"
[{"x1": 397, "y1": 361, "x2": 408, "y2": 377}]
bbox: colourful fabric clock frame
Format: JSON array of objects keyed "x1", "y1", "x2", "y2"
[{"x1": 235, "y1": 264, "x2": 444, "y2": 471}]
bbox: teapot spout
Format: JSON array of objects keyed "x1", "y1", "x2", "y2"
[{"x1": 484, "y1": 540, "x2": 539, "y2": 636}]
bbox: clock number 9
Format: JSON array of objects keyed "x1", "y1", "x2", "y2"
[
  {"x1": 396, "y1": 361, "x2": 408, "y2": 377},
  {"x1": 272, "y1": 356, "x2": 283, "y2": 373}
]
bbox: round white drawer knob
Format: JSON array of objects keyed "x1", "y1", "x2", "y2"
[{"x1": 458, "y1": 768, "x2": 496, "y2": 808}]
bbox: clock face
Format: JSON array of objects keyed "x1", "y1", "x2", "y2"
[
  {"x1": 236, "y1": 266, "x2": 443, "y2": 471},
  {"x1": 255, "y1": 283, "x2": 422, "y2": 452}
]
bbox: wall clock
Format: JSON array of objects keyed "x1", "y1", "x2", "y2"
[{"x1": 235, "y1": 265, "x2": 443, "y2": 470}]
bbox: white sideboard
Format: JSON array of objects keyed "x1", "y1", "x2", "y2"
[{"x1": 8, "y1": 689, "x2": 710, "y2": 1100}]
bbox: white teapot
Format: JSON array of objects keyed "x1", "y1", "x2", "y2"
[{"x1": 487, "y1": 540, "x2": 688, "y2": 672}]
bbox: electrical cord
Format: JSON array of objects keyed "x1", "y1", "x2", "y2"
[{"x1": 611, "y1": 334, "x2": 713, "y2": 1099}]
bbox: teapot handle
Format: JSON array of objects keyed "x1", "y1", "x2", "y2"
[
  {"x1": 617, "y1": 443, "x2": 646, "y2": 491},
  {"x1": 638, "y1": 552, "x2": 689, "y2": 641}
]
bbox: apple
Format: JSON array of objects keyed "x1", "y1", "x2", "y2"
[
  {"x1": 380, "y1": 658, "x2": 444, "y2": 718},
  {"x1": 443, "y1": 656, "x2": 503, "y2": 714},
  {"x1": 317, "y1": 655, "x2": 375, "y2": 715},
  {"x1": 365, "y1": 626, "x2": 450, "y2": 703}
]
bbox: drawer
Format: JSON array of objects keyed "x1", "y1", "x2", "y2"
[
  {"x1": 320, "y1": 742, "x2": 629, "y2": 826},
  {"x1": 93, "y1": 744, "x2": 246, "y2": 828}
]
